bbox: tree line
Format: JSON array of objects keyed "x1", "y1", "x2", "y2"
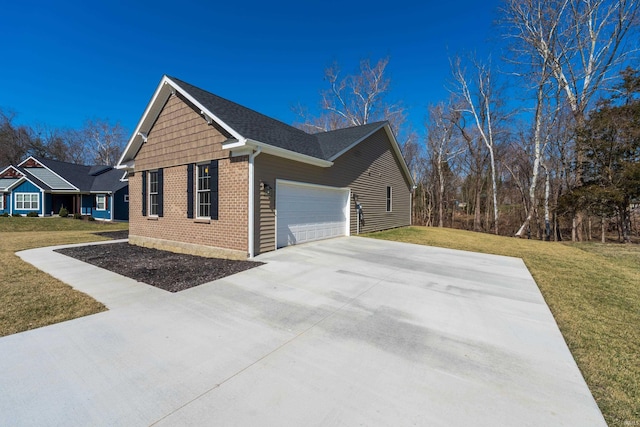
[
  {"x1": 0, "y1": 111, "x2": 126, "y2": 167},
  {"x1": 296, "y1": 0, "x2": 639, "y2": 243}
]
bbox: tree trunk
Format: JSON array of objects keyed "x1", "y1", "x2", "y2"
[
  {"x1": 601, "y1": 216, "x2": 606, "y2": 243},
  {"x1": 474, "y1": 182, "x2": 482, "y2": 231},
  {"x1": 438, "y1": 160, "x2": 445, "y2": 227}
]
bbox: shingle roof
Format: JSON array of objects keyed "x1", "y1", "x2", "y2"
[
  {"x1": 169, "y1": 77, "x2": 327, "y2": 159},
  {"x1": 314, "y1": 121, "x2": 387, "y2": 160},
  {"x1": 17, "y1": 157, "x2": 124, "y2": 193},
  {"x1": 91, "y1": 168, "x2": 127, "y2": 193}
]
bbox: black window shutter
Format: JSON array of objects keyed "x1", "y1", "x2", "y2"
[
  {"x1": 187, "y1": 163, "x2": 194, "y2": 219},
  {"x1": 210, "y1": 160, "x2": 219, "y2": 220},
  {"x1": 141, "y1": 171, "x2": 147, "y2": 216},
  {"x1": 157, "y1": 168, "x2": 164, "y2": 217}
]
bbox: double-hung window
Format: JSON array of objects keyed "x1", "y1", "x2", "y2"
[
  {"x1": 197, "y1": 164, "x2": 211, "y2": 218},
  {"x1": 149, "y1": 171, "x2": 159, "y2": 216},
  {"x1": 16, "y1": 193, "x2": 39, "y2": 210},
  {"x1": 96, "y1": 194, "x2": 106, "y2": 210},
  {"x1": 0, "y1": 194, "x2": 4, "y2": 210}
]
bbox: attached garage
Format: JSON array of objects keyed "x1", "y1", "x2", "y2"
[{"x1": 276, "y1": 180, "x2": 350, "y2": 248}]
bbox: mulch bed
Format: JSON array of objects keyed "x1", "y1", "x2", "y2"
[{"x1": 56, "y1": 241, "x2": 262, "y2": 293}]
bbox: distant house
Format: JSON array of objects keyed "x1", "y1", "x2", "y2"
[
  {"x1": 117, "y1": 75, "x2": 414, "y2": 259},
  {"x1": 0, "y1": 156, "x2": 129, "y2": 220}
]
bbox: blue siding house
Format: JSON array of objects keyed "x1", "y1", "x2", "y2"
[{"x1": 0, "y1": 156, "x2": 128, "y2": 221}]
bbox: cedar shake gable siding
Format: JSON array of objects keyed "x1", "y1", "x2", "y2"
[
  {"x1": 254, "y1": 128, "x2": 412, "y2": 255},
  {"x1": 129, "y1": 93, "x2": 249, "y2": 258}
]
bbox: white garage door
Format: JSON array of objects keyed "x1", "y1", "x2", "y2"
[{"x1": 276, "y1": 180, "x2": 350, "y2": 248}]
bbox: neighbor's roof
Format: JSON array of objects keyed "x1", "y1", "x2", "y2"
[
  {"x1": 14, "y1": 156, "x2": 125, "y2": 193},
  {"x1": 118, "y1": 75, "x2": 414, "y2": 186}
]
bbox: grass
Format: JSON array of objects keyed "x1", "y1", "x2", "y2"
[
  {"x1": 367, "y1": 226, "x2": 640, "y2": 426},
  {"x1": 0, "y1": 217, "x2": 128, "y2": 337}
]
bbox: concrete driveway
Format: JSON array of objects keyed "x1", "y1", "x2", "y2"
[{"x1": 4, "y1": 237, "x2": 604, "y2": 426}]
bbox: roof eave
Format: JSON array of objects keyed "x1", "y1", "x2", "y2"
[{"x1": 223, "y1": 139, "x2": 333, "y2": 168}]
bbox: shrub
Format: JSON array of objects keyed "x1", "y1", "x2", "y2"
[
  {"x1": 59, "y1": 207, "x2": 69, "y2": 218},
  {"x1": 12, "y1": 213, "x2": 21, "y2": 217},
  {"x1": 26, "y1": 212, "x2": 39, "y2": 217},
  {"x1": 1, "y1": 212, "x2": 9, "y2": 217},
  {"x1": 88, "y1": 216, "x2": 95, "y2": 221},
  {"x1": 73, "y1": 213, "x2": 82, "y2": 220}
]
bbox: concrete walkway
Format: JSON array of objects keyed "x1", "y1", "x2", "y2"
[{"x1": 2, "y1": 237, "x2": 605, "y2": 426}]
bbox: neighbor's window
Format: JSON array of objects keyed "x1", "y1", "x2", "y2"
[
  {"x1": 149, "y1": 171, "x2": 159, "y2": 216},
  {"x1": 197, "y1": 164, "x2": 211, "y2": 218},
  {"x1": 386, "y1": 186, "x2": 392, "y2": 212},
  {"x1": 16, "y1": 193, "x2": 39, "y2": 210},
  {"x1": 0, "y1": 195, "x2": 4, "y2": 210},
  {"x1": 96, "y1": 194, "x2": 106, "y2": 210}
]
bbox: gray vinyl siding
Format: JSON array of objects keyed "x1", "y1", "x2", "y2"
[{"x1": 254, "y1": 128, "x2": 411, "y2": 255}]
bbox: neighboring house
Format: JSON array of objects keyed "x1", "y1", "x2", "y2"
[
  {"x1": 0, "y1": 156, "x2": 129, "y2": 220},
  {"x1": 117, "y1": 75, "x2": 414, "y2": 259}
]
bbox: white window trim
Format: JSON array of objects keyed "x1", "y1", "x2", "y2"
[
  {"x1": 386, "y1": 186, "x2": 392, "y2": 212},
  {"x1": 124, "y1": 194, "x2": 129, "y2": 203},
  {"x1": 196, "y1": 163, "x2": 211, "y2": 219},
  {"x1": 96, "y1": 194, "x2": 107, "y2": 211},
  {"x1": 0, "y1": 194, "x2": 4, "y2": 210},
  {"x1": 15, "y1": 193, "x2": 39, "y2": 211},
  {"x1": 148, "y1": 170, "x2": 159, "y2": 217}
]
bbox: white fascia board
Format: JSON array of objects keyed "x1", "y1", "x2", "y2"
[
  {"x1": 19, "y1": 156, "x2": 80, "y2": 191},
  {"x1": 247, "y1": 139, "x2": 333, "y2": 168},
  {"x1": 223, "y1": 138, "x2": 332, "y2": 167},
  {"x1": 116, "y1": 160, "x2": 135, "y2": 171},
  {"x1": 221, "y1": 140, "x2": 247, "y2": 150}
]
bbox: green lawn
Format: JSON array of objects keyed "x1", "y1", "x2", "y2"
[
  {"x1": 368, "y1": 226, "x2": 640, "y2": 426},
  {"x1": 0, "y1": 217, "x2": 128, "y2": 337}
]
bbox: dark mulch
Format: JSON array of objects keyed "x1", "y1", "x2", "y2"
[
  {"x1": 56, "y1": 243, "x2": 262, "y2": 293},
  {"x1": 93, "y1": 230, "x2": 129, "y2": 240}
]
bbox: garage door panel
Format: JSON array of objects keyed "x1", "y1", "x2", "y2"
[{"x1": 276, "y1": 181, "x2": 349, "y2": 248}]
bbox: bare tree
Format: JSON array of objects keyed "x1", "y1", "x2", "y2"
[
  {"x1": 426, "y1": 101, "x2": 464, "y2": 227},
  {"x1": 0, "y1": 109, "x2": 33, "y2": 165},
  {"x1": 502, "y1": 0, "x2": 639, "y2": 240},
  {"x1": 452, "y1": 57, "x2": 503, "y2": 234},
  {"x1": 82, "y1": 119, "x2": 126, "y2": 166},
  {"x1": 295, "y1": 57, "x2": 406, "y2": 133}
]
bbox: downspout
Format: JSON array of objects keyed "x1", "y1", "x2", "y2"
[{"x1": 248, "y1": 147, "x2": 262, "y2": 259}]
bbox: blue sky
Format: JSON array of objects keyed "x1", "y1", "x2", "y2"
[{"x1": 2, "y1": 1, "x2": 503, "y2": 137}]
